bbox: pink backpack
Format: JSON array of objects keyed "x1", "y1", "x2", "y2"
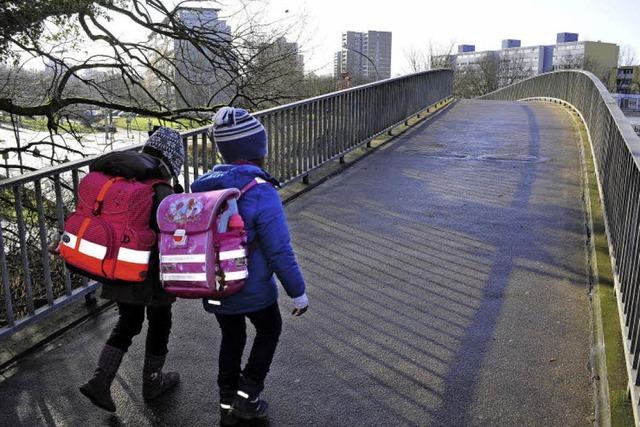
[
  {"x1": 60, "y1": 171, "x2": 167, "y2": 283},
  {"x1": 156, "y1": 179, "x2": 263, "y2": 299}
]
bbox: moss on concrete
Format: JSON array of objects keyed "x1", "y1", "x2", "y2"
[{"x1": 576, "y1": 111, "x2": 635, "y2": 427}]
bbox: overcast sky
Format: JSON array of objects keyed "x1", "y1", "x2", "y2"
[
  {"x1": 36, "y1": 0, "x2": 640, "y2": 76},
  {"x1": 255, "y1": 0, "x2": 640, "y2": 75}
]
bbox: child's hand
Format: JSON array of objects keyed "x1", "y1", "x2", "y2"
[
  {"x1": 291, "y1": 306, "x2": 308, "y2": 316},
  {"x1": 292, "y1": 293, "x2": 308, "y2": 317}
]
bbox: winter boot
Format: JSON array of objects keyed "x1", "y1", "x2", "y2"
[
  {"x1": 142, "y1": 353, "x2": 180, "y2": 400},
  {"x1": 220, "y1": 388, "x2": 238, "y2": 426},
  {"x1": 79, "y1": 344, "x2": 125, "y2": 412},
  {"x1": 232, "y1": 376, "x2": 268, "y2": 420}
]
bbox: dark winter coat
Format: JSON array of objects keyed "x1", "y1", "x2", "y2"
[
  {"x1": 90, "y1": 151, "x2": 176, "y2": 307},
  {"x1": 190, "y1": 164, "x2": 306, "y2": 314}
]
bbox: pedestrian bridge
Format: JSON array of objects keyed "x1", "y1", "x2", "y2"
[{"x1": 1, "y1": 70, "x2": 639, "y2": 426}]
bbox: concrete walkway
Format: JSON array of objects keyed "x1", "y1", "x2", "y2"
[{"x1": 0, "y1": 99, "x2": 594, "y2": 426}]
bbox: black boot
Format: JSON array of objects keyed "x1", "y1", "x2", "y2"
[
  {"x1": 142, "y1": 353, "x2": 180, "y2": 400},
  {"x1": 231, "y1": 376, "x2": 268, "y2": 420},
  {"x1": 79, "y1": 344, "x2": 124, "y2": 412},
  {"x1": 220, "y1": 388, "x2": 238, "y2": 426}
]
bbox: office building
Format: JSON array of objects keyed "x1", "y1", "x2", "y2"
[
  {"x1": 612, "y1": 93, "x2": 640, "y2": 110},
  {"x1": 334, "y1": 30, "x2": 392, "y2": 81},
  {"x1": 433, "y1": 32, "x2": 618, "y2": 86},
  {"x1": 557, "y1": 32, "x2": 579, "y2": 44},
  {"x1": 610, "y1": 66, "x2": 640, "y2": 94},
  {"x1": 553, "y1": 38, "x2": 619, "y2": 74},
  {"x1": 500, "y1": 42, "x2": 554, "y2": 84},
  {"x1": 453, "y1": 47, "x2": 499, "y2": 73}
]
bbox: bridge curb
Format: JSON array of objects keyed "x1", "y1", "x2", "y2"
[{"x1": 524, "y1": 97, "x2": 632, "y2": 427}]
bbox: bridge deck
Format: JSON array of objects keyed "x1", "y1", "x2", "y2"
[{"x1": 0, "y1": 99, "x2": 593, "y2": 426}]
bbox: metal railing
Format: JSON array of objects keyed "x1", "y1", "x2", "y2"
[
  {"x1": 481, "y1": 70, "x2": 640, "y2": 422},
  {"x1": 0, "y1": 69, "x2": 453, "y2": 339}
]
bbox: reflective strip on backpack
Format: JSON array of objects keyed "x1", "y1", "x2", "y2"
[
  {"x1": 161, "y1": 273, "x2": 207, "y2": 282},
  {"x1": 224, "y1": 270, "x2": 248, "y2": 281},
  {"x1": 117, "y1": 247, "x2": 151, "y2": 264},
  {"x1": 160, "y1": 254, "x2": 207, "y2": 263},
  {"x1": 62, "y1": 232, "x2": 107, "y2": 260},
  {"x1": 79, "y1": 240, "x2": 107, "y2": 260},
  {"x1": 218, "y1": 249, "x2": 246, "y2": 261}
]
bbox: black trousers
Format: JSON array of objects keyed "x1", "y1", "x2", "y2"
[
  {"x1": 214, "y1": 303, "x2": 282, "y2": 396},
  {"x1": 106, "y1": 303, "x2": 173, "y2": 356}
]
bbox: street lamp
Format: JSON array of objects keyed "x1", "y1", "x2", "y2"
[{"x1": 342, "y1": 47, "x2": 380, "y2": 81}]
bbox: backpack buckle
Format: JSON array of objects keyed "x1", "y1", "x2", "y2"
[
  {"x1": 92, "y1": 201, "x2": 103, "y2": 216},
  {"x1": 173, "y1": 229, "x2": 187, "y2": 246}
]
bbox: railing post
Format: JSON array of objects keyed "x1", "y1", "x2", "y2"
[{"x1": 0, "y1": 224, "x2": 14, "y2": 327}]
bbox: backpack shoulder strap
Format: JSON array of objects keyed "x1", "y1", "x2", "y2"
[
  {"x1": 239, "y1": 177, "x2": 268, "y2": 197},
  {"x1": 239, "y1": 178, "x2": 269, "y2": 253},
  {"x1": 143, "y1": 178, "x2": 171, "y2": 188}
]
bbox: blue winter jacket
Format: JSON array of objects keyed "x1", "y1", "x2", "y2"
[{"x1": 190, "y1": 164, "x2": 306, "y2": 314}]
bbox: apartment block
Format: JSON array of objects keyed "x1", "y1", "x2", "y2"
[
  {"x1": 610, "y1": 66, "x2": 640, "y2": 94},
  {"x1": 553, "y1": 40, "x2": 619, "y2": 74},
  {"x1": 432, "y1": 32, "x2": 619, "y2": 86},
  {"x1": 148, "y1": 7, "x2": 234, "y2": 108},
  {"x1": 334, "y1": 30, "x2": 392, "y2": 81}
]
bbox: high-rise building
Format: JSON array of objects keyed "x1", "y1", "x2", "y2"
[
  {"x1": 257, "y1": 37, "x2": 304, "y2": 76},
  {"x1": 148, "y1": 7, "x2": 234, "y2": 109},
  {"x1": 334, "y1": 30, "x2": 392, "y2": 81},
  {"x1": 362, "y1": 31, "x2": 392, "y2": 79},
  {"x1": 334, "y1": 51, "x2": 343, "y2": 79}
]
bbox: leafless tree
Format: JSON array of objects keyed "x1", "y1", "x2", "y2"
[
  {"x1": 404, "y1": 47, "x2": 429, "y2": 73},
  {"x1": 453, "y1": 52, "x2": 534, "y2": 98},
  {"x1": 619, "y1": 45, "x2": 638, "y2": 67},
  {"x1": 0, "y1": 0, "x2": 306, "y2": 174}
]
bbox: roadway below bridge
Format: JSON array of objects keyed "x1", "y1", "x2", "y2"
[{"x1": 0, "y1": 99, "x2": 594, "y2": 426}]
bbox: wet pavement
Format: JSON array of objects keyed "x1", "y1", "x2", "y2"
[{"x1": 0, "y1": 99, "x2": 594, "y2": 426}]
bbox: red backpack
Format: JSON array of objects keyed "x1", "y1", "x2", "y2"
[{"x1": 60, "y1": 171, "x2": 168, "y2": 283}]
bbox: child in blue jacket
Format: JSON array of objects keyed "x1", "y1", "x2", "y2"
[{"x1": 191, "y1": 107, "x2": 308, "y2": 423}]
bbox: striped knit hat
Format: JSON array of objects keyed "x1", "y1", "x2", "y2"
[{"x1": 208, "y1": 107, "x2": 267, "y2": 163}]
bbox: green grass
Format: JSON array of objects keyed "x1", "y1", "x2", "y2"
[
  {"x1": 113, "y1": 116, "x2": 199, "y2": 132},
  {"x1": 0, "y1": 115, "x2": 93, "y2": 134},
  {"x1": 577, "y1": 112, "x2": 635, "y2": 427}
]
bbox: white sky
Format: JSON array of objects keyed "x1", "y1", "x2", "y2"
[
  {"x1": 31, "y1": 0, "x2": 640, "y2": 76},
  {"x1": 257, "y1": 0, "x2": 640, "y2": 75}
]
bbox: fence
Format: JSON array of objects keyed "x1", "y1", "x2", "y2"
[
  {"x1": 0, "y1": 69, "x2": 453, "y2": 339},
  {"x1": 481, "y1": 70, "x2": 640, "y2": 423}
]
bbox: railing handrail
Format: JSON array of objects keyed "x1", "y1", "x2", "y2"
[
  {"x1": 0, "y1": 143, "x2": 145, "y2": 189},
  {"x1": 0, "y1": 69, "x2": 452, "y2": 189},
  {"x1": 180, "y1": 69, "x2": 452, "y2": 137}
]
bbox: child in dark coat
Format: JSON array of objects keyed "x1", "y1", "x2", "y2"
[
  {"x1": 191, "y1": 107, "x2": 308, "y2": 422},
  {"x1": 78, "y1": 127, "x2": 185, "y2": 412}
]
